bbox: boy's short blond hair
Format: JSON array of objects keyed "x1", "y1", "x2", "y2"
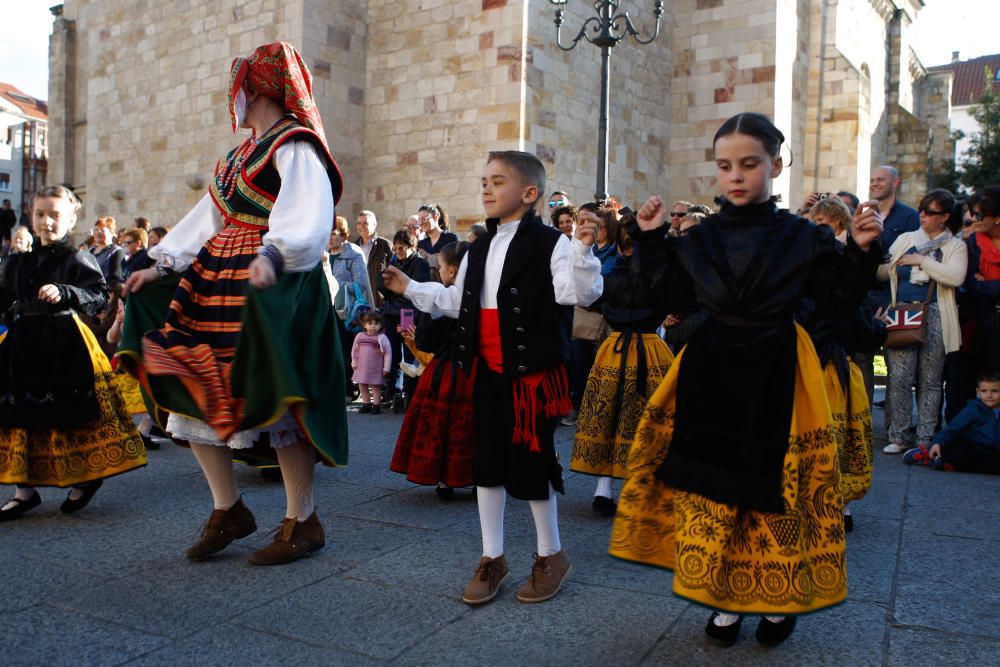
[
  {"x1": 32, "y1": 185, "x2": 83, "y2": 215},
  {"x1": 486, "y1": 150, "x2": 546, "y2": 205}
]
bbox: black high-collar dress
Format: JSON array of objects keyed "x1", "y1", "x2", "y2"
[
  {"x1": 632, "y1": 200, "x2": 881, "y2": 512},
  {"x1": 0, "y1": 240, "x2": 108, "y2": 427}
]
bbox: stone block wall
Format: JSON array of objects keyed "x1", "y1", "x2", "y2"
[
  {"x1": 51, "y1": 0, "x2": 301, "y2": 232},
  {"x1": 524, "y1": 0, "x2": 672, "y2": 210},
  {"x1": 919, "y1": 69, "x2": 954, "y2": 183},
  {"x1": 666, "y1": 0, "x2": 782, "y2": 208},
  {"x1": 361, "y1": 0, "x2": 525, "y2": 232},
  {"x1": 47, "y1": 0, "x2": 943, "y2": 234},
  {"x1": 301, "y1": 0, "x2": 368, "y2": 220},
  {"x1": 800, "y1": 0, "x2": 892, "y2": 207},
  {"x1": 887, "y1": 102, "x2": 930, "y2": 205}
]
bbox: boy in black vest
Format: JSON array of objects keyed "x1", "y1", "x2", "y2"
[{"x1": 382, "y1": 151, "x2": 603, "y2": 604}]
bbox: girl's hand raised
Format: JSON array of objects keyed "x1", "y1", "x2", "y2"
[
  {"x1": 850, "y1": 200, "x2": 884, "y2": 251},
  {"x1": 637, "y1": 196, "x2": 667, "y2": 231},
  {"x1": 37, "y1": 284, "x2": 61, "y2": 304},
  {"x1": 575, "y1": 211, "x2": 599, "y2": 246}
]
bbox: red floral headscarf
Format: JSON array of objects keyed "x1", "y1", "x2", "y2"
[{"x1": 228, "y1": 42, "x2": 342, "y2": 202}]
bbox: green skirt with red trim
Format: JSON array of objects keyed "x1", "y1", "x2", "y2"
[{"x1": 117, "y1": 259, "x2": 347, "y2": 468}]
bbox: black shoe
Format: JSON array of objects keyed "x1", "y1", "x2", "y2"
[
  {"x1": 436, "y1": 485, "x2": 455, "y2": 501},
  {"x1": 0, "y1": 491, "x2": 42, "y2": 521},
  {"x1": 372, "y1": 405, "x2": 382, "y2": 415},
  {"x1": 756, "y1": 616, "x2": 797, "y2": 646},
  {"x1": 358, "y1": 404, "x2": 373, "y2": 414},
  {"x1": 592, "y1": 495, "x2": 617, "y2": 517},
  {"x1": 141, "y1": 433, "x2": 160, "y2": 451},
  {"x1": 705, "y1": 612, "x2": 743, "y2": 647},
  {"x1": 843, "y1": 514, "x2": 854, "y2": 533},
  {"x1": 260, "y1": 467, "x2": 282, "y2": 482},
  {"x1": 392, "y1": 394, "x2": 404, "y2": 413},
  {"x1": 60, "y1": 480, "x2": 103, "y2": 514}
]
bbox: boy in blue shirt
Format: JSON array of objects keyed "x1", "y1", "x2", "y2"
[{"x1": 904, "y1": 371, "x2": 1000, "y2": 472}]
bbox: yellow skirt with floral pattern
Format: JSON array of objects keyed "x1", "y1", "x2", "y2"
[
  {"x1": 609, "y1": 324, "x2": 847, "y2": 615},
  {"x1": 111, "y1": 370, "x2": 149, "y2": 416},
  {"x1": 0, "y1": 315, "x2": 146, "y2": 488},
  {"x1": 570, "y1": 332, "x2": 674, "y2": 478},
  {"x1": 824, "y1": 359, "x2": 873, "y2": 503}
]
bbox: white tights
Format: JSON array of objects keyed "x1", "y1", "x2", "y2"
[
  {"x1": 190, "y1": 441, "x2": 315, "y2": 521},
  {"x1": 276, "y1": 441, "x2": 316, "y2": 521},
  {"x1": 476, "y1": 484, "x2": 562, "y2": 558},
  {"x1": 713, "y1": 612, "x2": 785, "y2": 626}
]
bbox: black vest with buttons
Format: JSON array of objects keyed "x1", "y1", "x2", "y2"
[{"x1": 454, "y1": 211, "x2": 566, "y2": 378}]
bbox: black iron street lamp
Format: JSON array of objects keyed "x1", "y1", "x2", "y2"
[{"x1": 548, "y1": 0, "x2": 664, "y2": 203}]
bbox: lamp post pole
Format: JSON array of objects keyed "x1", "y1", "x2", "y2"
[{"x1": 549, "y1": 1, "x2": 664, "y2": 203}]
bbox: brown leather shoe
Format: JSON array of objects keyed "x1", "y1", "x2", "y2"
[
  {"x1": 186, "y1": 498, "x2": 257, "y2": 561},
  {"x1": 248, "y1": 512, "x2": 325, "y2": 566},
  {"x1": 461, "y1": 555, "x2": 509, "y2": 605},
  {"x1": 516, "y1": 550, "x2": 572, "y2": 603}
]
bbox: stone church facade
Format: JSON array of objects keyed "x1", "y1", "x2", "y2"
[{"x1": 47, "y1": 0, "x2": 951, "y2": 232}]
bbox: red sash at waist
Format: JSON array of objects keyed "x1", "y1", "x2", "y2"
[{"x1": 479, "y1": 308, "x2": 503, "y2": 373}]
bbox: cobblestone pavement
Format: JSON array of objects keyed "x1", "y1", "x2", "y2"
[{"x1": 3, "y1": 391, "x2": 999, "y2": 666}]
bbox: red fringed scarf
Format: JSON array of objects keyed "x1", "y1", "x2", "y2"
[
  {"x1": 977, "y1": 233, "x2": 1000, "y2": 280},
  {"x1": 479, "y1": 308, "x2": 571, "y2": 452},
  {"x1": 511, "y1": 365, "x2": 572, "y2": 452}
]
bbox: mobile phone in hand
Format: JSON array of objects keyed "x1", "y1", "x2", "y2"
[{"x1": 400, "y1": 308, "x2": 414, "y2": 332}]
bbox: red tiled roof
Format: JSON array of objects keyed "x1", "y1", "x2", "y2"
[
  {"x1": 0, "y1": 82, "x2": 48, "y2": 121},
  {"x1": 929, "y1": 54, "x2": 1000, "y2": 108}
]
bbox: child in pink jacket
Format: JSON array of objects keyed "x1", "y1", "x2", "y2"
[{"x1": 352, "y1": 311, "x2": 391, "y2": 414}]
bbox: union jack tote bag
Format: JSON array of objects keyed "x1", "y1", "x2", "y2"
[{"x1": 884, "y1": 279, "x2": 934, "y2": 348}]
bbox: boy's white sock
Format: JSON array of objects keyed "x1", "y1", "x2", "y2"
[
  {"x1": 594, "y1": 476, "x2": 613, "y2": 499},
  {"x1": 529, "y1": 484, "x2": 561, "y2": 557},
  {"x1": 477, "y1": 485, "x2": 506, "y2": 558}
]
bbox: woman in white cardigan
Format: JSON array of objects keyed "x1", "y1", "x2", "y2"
[{"x1": 878, "y1": 189, "x2": 968, "y2": 454}]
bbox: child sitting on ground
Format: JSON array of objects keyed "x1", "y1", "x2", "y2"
[
  {"x1": 904, "y1": 371, "x2": 1000, "y2": 472},
  {"x1": 351, "y1": 311, "x2": 391, "y2": 414}
]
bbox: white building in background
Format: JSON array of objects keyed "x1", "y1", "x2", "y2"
[
  {"x1": 929, "y1": 52, "x2": 1000, "y2": 166},
  {"x1": 0, "y1": 82, "x2": 48, "y2": 222}
]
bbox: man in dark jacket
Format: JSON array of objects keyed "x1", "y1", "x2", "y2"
[
  {"x1": 0, "y1": 199, "x2": 17, "y2": 249},
  {"x1": 354, "y1": 209, "x2": 391, "y2": 309}
]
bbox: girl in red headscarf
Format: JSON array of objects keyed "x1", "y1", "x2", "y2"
[{"x1": 121, "y1": 42, "x2": 347, "y2": 566}]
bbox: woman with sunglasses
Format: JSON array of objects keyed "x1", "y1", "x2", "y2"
[
  {"x1": 878, "y1": 189, "x2": 968, "y2": 455},
  {"x1": 965, "y1": 186, "x2": 1000, "y2": 381},
  {"x1": 547, "y1": 191, "x2": 571, "y2": 211},
  {"x1": 416, "y1": 204, "x2": 458, "y2": 281}
]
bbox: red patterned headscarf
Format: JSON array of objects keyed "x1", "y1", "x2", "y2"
[{"x1": 228, "y1": 42, "x2": 342, "y2": 202}]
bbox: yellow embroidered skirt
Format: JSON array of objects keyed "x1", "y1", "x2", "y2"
[
  {"x1": 0, "y1": 314, "x2": 146, "y2": 488},
  {"x1": 111, "y1": 370, "x2": 149, "y2": 416},
  {"x1": 570, "y1": 332, "x2": 674, "y2": 478},
  {"x1": 825, "y1": 359, "x2": 873, "y2": 503},
  {"x1": 610, "y1": 324, "x2": 846, "y2": 615}
]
